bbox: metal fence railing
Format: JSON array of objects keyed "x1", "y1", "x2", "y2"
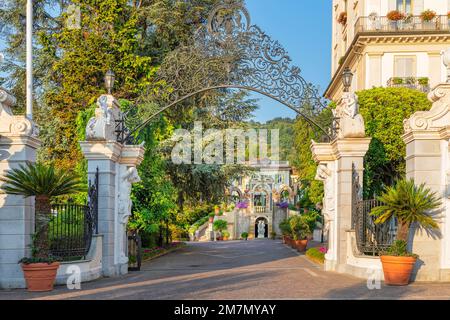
[
  {"x1": 355, "y1": 15, "x2": 450, "y2": 34},
  {"x1": 49, "y1": 204, "x2": 95, "y2": 261},
  {"x1": 353, "y1": 199, "x2": 397, "y2": 256}
]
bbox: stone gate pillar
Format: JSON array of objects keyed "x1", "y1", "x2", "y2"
[
  {"x1": 311, "y1": 92, "x2": 371, "y2": 273},
  {"x1": 80, "y1": 94, "x2": 144, "y2": 277},
  {"x1": 0, "y1": 88, "x2": 40, "y2": 288},
  {"x1": 402, "y1": 53, "x2": 450, "y2": 281}
]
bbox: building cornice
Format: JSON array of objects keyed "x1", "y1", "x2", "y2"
[{"x1": 325, "y1": 32, "x2": 450, "y2": 100}]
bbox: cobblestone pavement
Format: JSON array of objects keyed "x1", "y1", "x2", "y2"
[{"x1": 1, "y1": 240, "x2": 450, "y2": 300}]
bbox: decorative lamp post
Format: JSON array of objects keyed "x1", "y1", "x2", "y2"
[
  {"x1": 342, "y1": 67, "x2": 353, "y2": 92},
  {"x1": 104, "y1": 70, "x2": 115, "y2": 94}
]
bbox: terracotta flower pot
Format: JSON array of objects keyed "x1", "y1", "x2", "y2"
[
  {"x1": 21, "y1": 262, "x2": 60, "y2": 292},
  {"x1": 381, "y1": 256, "x2": 417, "y2": 286},
  {"x1": 295, "y1": 239, "x2": 308, "y2": 252}
]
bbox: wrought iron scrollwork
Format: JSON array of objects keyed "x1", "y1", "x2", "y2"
[
  {"x1": 122, "y1": 0, "x2": 332, "y2": 143},
  {"x1": 88, "y1": 167, "x2": 99, "y2": 235}
]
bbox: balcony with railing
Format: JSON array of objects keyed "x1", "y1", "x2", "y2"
[
  {"x1": 355, "y1": 15, "x2": 450, "y2": 34},
  {"x1": 386, "y1": 77, "x2": 430, "y2": 93}
]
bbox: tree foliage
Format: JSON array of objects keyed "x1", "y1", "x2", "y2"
[{"x1": 358, "y1": 87, "x2": 431, "y2": 198}]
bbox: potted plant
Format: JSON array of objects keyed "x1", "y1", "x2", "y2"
[
  {"x1": 214, "y1": 205, "x2": 220, "y2": 216},
  {"x1": 337, "y1": 12, "x2": 347, "y2": 26},
  {"x1": 213, "y1": 219, "x2": 228, "y2": 241},
  {"x1": 0, "y1": 162, "x2": 84, "y2": 292},
  {"x1": 387, "y1": 10, "x2": 405, "y2": 30},
  {"x1": 208, "y1": 212, "x2": 215, "y2": 223},
  {"x1": 279, "y1": 219, "x2": 291, "y2": 245},
  {"x1": 371, "y1": 179, "x2": 441, "y2": 286},
  {"x1": 418, "y1": 77, "x2": 429, "y2": 89},
  {"x1": 420, "y1": 9, "x2": 436, "y2": 29},
  {"x1": 392, "y1": 77, "x2": 404, "y2": 85},
  {"x1": 270, "y1": 232, "x2": 277, "y2": 240},
  {"x1": 289, "y1": 216, "x2": 309, "y2": 252},
  {"x1": 222, "y1": 231, "x2": 230, "y2": 241},
  {"x1": 241, "y1": 232, "x2": 249, "y2": 241}
]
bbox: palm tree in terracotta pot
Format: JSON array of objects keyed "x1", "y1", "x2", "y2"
[
  {"x1": 371, "y1": 179, "x2": 441, "y2": 286},
  {"x1": 0, "y1": 162, "x2": 85, "y2": 291}
]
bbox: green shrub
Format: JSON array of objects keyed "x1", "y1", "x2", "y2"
[
  {"x1": 241, "y1": 232, "x2": 249, "y2": 239},
  {"x1": 213, "y1": 219, "x2": 228, "y2": 232},
  {"x1": 279, "y1": 219, "x2": 291, "y2": 236},
  {"x1": 357, "y1": 87, "x2": 432, "y2": 197}
]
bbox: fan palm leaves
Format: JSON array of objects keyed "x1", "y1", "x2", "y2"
[
  {"x1": 371, "y1": 179, "x2": 441, "y2": 242},
  {"x1": 0, "y1": 162, "x2": 85, "y2": 259}
]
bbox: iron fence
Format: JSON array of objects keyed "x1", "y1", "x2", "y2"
[
  {"x1": 49, "y1": 203, "x2": 95, "y2": 261},
  {"x1": 355, "y1": 15, "x2": 450, "y2": 34},
  {"x1": 354, "y1": 199, "x2": 397, "y2": 256},
  {"x1": 128, "y1": 231, "x2": 142, "y2": 272},
  {"x1": 48, "y1": 168, "x2": 99, "y2": 262},
  {"x1": 387, "y1": 77, "x2": 430, "y2": 93},
  {"x1": 351, "y1": 164, "x2": 396, "y2": 256}
]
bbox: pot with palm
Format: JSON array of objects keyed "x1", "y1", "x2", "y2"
[
  {"x1": 371, "y1": 179, "x2": 441, "y2": 286},
  {"x1": 0, "y1": 163, "x2": 84, "y2": 292}
]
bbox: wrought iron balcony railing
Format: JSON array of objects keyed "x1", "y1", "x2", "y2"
[
  {"x1": 355, "y1": 15, "x2": 450, "y2": 34},
  {"x1": 387, "y1": 77, "x2": 430, "y2": 93}
]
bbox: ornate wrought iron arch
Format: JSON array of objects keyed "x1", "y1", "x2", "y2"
[{"x1": 121, "y1": 0, "x2": 332, "y2": 143}]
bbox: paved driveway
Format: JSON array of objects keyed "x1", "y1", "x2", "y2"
[{"x1": 1, "y1": 240, "x2": 450, "y2": 300}]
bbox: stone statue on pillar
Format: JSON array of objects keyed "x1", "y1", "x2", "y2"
[
  {"x1": 0, "y1": 87, "x2": 39, "y2": 137},
  {"x1": 86, "y1": 94, "x2": 121, "y2": 141},
  {"x1": 333, "y1": 92, "x2": 365, "y2": 139}
]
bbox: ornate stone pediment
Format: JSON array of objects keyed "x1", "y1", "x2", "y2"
[
  {"x1": 0, "y1": 87, "x2": 38, "y2": 137},
  {"x1": 404, "y1": 84, "x2": 450, "y2": 134}
]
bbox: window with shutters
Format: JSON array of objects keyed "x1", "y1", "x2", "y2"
[
  {"x1": 394, "y1": 56, "x2": 416, "y2": 78},
  {"x1": 396, "y1": 0, "x2": 413, "y2": 14}
]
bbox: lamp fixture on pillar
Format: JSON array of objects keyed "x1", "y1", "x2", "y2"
[
  {"x1": 104, "y1": 70, "x2": 115, "y2": 94},
  {"x1": 342, "y1": 67, "x2": 353, "y2": 92}
]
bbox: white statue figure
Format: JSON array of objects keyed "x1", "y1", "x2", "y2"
[
  {"x1": 117, "y1": 165, "x2": 141, "y2": 265},
  {"x1": 257, "y1": 220, "x2": 266, "y2": 239},
  {"x1": 315, "y1": 164, "x2": 335, "y2": 259},
  {"x1": 335, "y1": 92, "x2": 365, "y2": 139},
  {"x1": 86, "y1": 94, "x2": 121, "y2": 141},
  {"x1": 118, "y1": 166, "x2": 141, "y2": 224},
  {"x1": 0, "y1": 87, "x2": 38, "y2": 137}
]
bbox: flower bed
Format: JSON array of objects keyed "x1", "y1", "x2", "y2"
[
  {"x1": 142, "y1": 242, "x2": 186, "y2": 262},
  {"x1": 305, "y1": 247, "x2": 327, "y2": 265}
]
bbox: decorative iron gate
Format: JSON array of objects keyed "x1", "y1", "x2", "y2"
[
  {"x1": 128, "y1": 231, "x2": 142, "y2": 272},
  {"x1": 49, "y1": 168, "x2": 99, "y2": 261},
  {"x1": 116, "y1": 0, "x2": 337, "y2": 144},
  {"x1": 352, "y1": 164, "x2": 396, "y2": 256}
]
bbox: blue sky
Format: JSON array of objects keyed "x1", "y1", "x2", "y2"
[
  {"x1": 1, "y1": 1, "x2": 332, "y2": 123},
  {"x1": 246, "y1": 0, "x2": 332, "y2": 122}
]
